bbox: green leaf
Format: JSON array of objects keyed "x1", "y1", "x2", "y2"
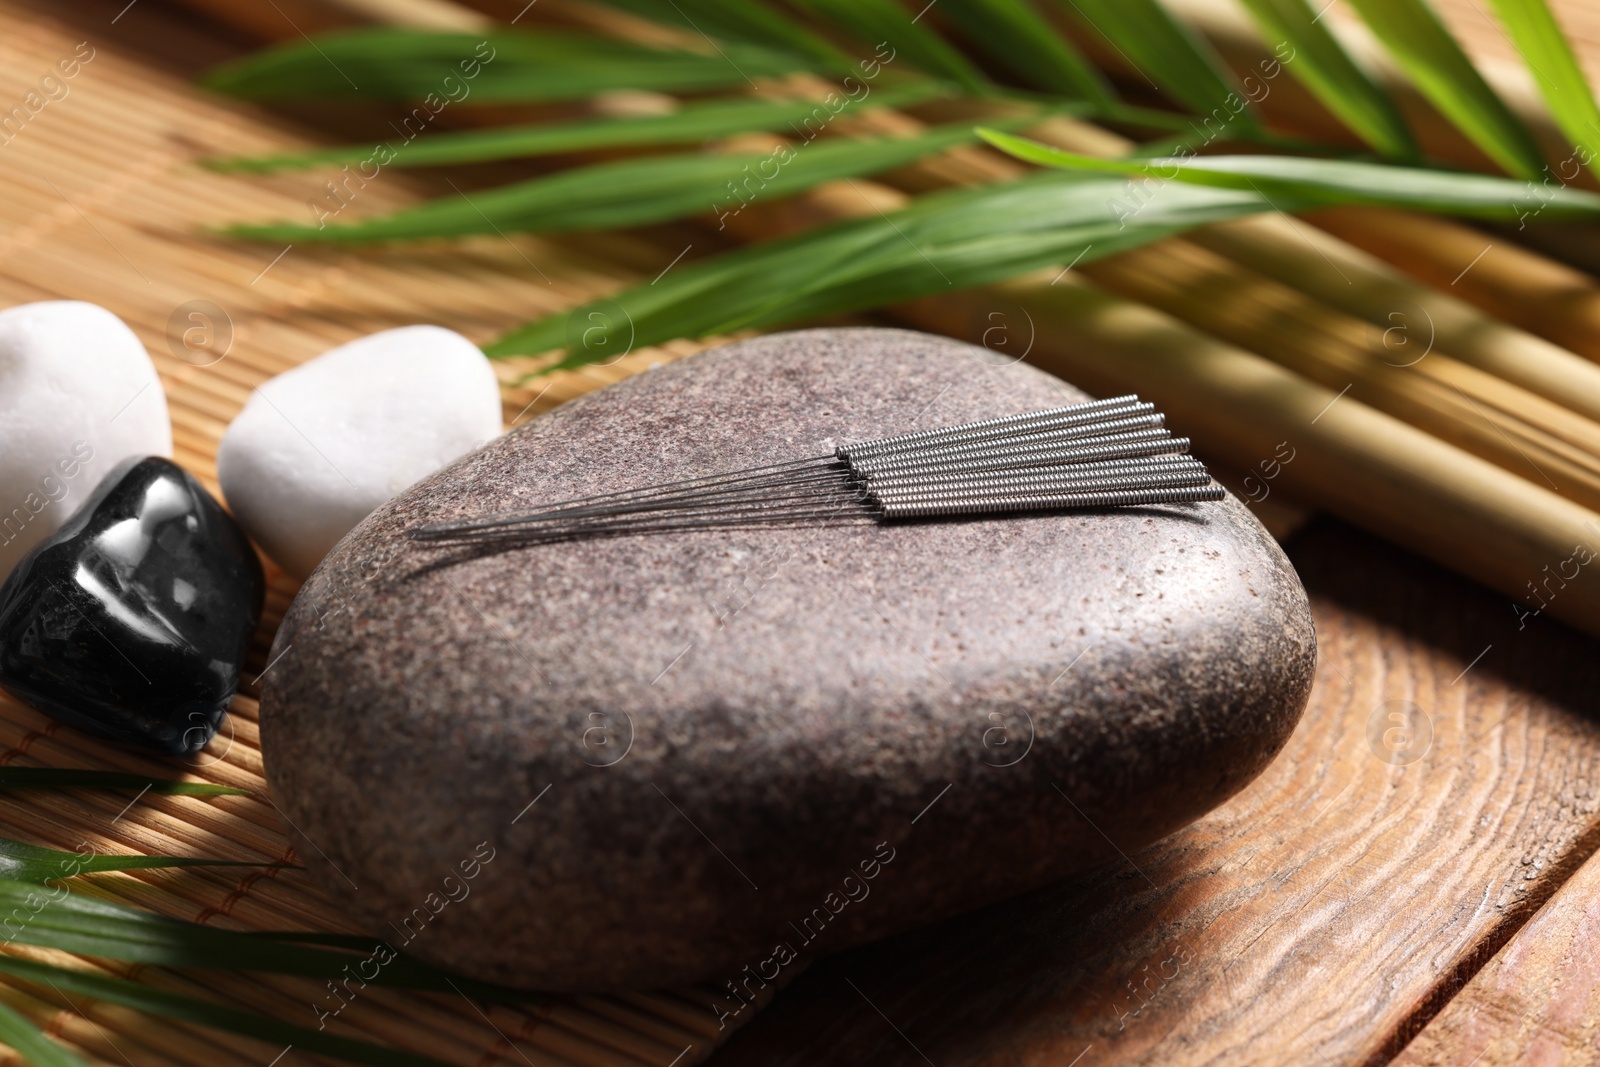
[
  {"x1": 0, "y1": 837, "x2": 269, "y2": 885},
  {"x1": 485, "y1": 170, "x2": 1289, "y2": 363},
  {"x1": 1343, "y1": 0, "x2": 1546, "y2": 178},
  {"x1": 204, "y1": 83, "x2": 955, "y2": 173},
  {"x1": 933, "y1": 0, "x2": 1113, "y2": 101},
  {"x1": 220, "y1": 119, "x2": 1013, "y2": 242},
  {"x1": 0, "y1": 768, "x2": 246, "y2": 796},
  {"x1": 0, "y1": 879, "x2": 532, "y2": 1003},
  {"x1": 201, "y1": 27, "x2": 808, "y2": 103},
  {"x1": 1488, "y1": 0, "x2": 1600, "y2": 178},
  {"x1": 0, "y1": 998, "x2": 90, "y2": 1067},
  {"x1": 0, "y1": 955, "x2": 453, "y2": 1067},
  {"x1": 1055, "y1": 0, "x2": 1259, "y2": 131},
  {"x1": 976, "y1": 129, "x2": 1600, "y2": 219},
  {"x1": 591, "y1": 0, "x2": 856, "y2": 70},
  {"x1": 789, "y1": 0, "x2": 994, "y2": 94},
  {"x1": 1232, "y1": 0, "x2": 1417, "y2": 160}
]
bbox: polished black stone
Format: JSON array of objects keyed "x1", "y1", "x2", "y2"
[{"x1": 0, "y1": 457, "x2": 264, "y2": 755}]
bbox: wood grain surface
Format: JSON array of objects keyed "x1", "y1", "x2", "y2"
[
  {"x1": 1394, "y1": 0, "x2": 1600, "y2": 1013},
  {"x1": 1395, "y1": 835, "x2": 1600, "y2": 1066}
]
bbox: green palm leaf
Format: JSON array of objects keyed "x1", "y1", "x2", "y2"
[
  {"x1": 0, "y1": 879, "x2": 530, "y2": 1002},
  {"x1": 221, "y1": 119, "x2": 1015, "y2": 242},
  {"x1": 1343, "y1": 0, "x2": 1546, "y2": 178},
  {"x1": 1233, "y1": 0, "x2": 1417, "y2": 159},
  {"x1": 592, "y1": 0, "x2": 855, "y2": 69},
  {"x1": 1057, "y1": 0, "x2": 1260, "y2": 132},
  {"x1": 1488, "y1": 0, "x2": 1600, "y2": 179},
  {"x1": 0, "y1": 837, "x2": 270, "y2": 884},
  {"x1": 0, "y1": 955, "x2": 453, "y2": 1067},
  {"x1": 486, "y1": 171, "x2": 1293, "y2": 365},
  {"x1": 0, "y1": 769, "x2": 245, "y2": 795},
  {"x1": 977, "y1": 129, "x2": 1600, "y2": 218},
  {"x1": 934, "y1": 0, "x2": 1112, "y2": 101},
  {"x1": 789, "y1": 0, "x2": 993, "y2": 94},
  {"x1": 204, "y1": 83, "x2": 956, "y2": 173},
  {"x1": 201, "y1": 27, "x2": 808, "y2": 102},
  {"x1": 0, "y1": 999, "x2": 90, "y2": 1067}
]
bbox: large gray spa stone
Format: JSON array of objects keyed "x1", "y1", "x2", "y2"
[{"x1": 260, "y1": 327, "x2": 1316, "y2": 992}]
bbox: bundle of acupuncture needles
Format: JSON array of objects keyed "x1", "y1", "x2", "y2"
[{"x1": 411, "y1": 394, "x2": 1223, "y2": 545}]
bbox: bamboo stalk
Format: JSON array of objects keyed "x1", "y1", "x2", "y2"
[
  {"x1": 1185, "y1": 214, "x2": 1600, "y2": 423},
  {"x1": 1091, "y1": 240, "x2": 1600, "y2": 461},
  {"x1": 1079, "y1": 240, "x2": 1600, "y2": 510},
  {"x1": 334, "y1": 0, "x2": 490, "y2": 28},
  {"x1": 1309, "y1": 204, "x2": 1600, "y2": 364}
]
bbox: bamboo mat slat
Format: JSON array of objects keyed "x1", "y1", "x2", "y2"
[{"x1": 0, "y1": 4, "x2": 771, "y2": 1065}]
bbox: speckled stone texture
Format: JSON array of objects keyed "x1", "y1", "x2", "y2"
[{"x1": 261, "y1": 328, "x2": 1316, "y2": 992}]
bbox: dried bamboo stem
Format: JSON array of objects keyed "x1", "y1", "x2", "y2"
[
  {"x1": 1309, "y1": 204, "x2": 1600, "y2": 364},
  {"x1": 335, "y1": 0, "x2": 489, "y2": 28},
  {"x1": 1186, "y1": 214, "x2": 1600, "y2": 423},
  {"x1": 1080, "y1": 241, "x2": 1600, "y2": 510}
]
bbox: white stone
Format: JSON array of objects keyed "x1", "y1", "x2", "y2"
[
  {"x1": 0, "y1": 301, "x2": 172, "y2": 580},
  {"x1": 218, "y1": 326, "x2": 502, "y2": 580}
]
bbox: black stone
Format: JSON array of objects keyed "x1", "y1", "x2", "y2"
[{"x1": 0, "y1": 457, "x2": 264, "y2": 755}]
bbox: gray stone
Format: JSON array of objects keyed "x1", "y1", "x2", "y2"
[{"x1": 260, "y1": 327, "x2": 1317, "y2": 993}]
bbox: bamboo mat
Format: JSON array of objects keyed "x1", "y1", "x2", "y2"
[{"x1": 0, "y1": 3, "x2": 780, "y2": 1064}]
